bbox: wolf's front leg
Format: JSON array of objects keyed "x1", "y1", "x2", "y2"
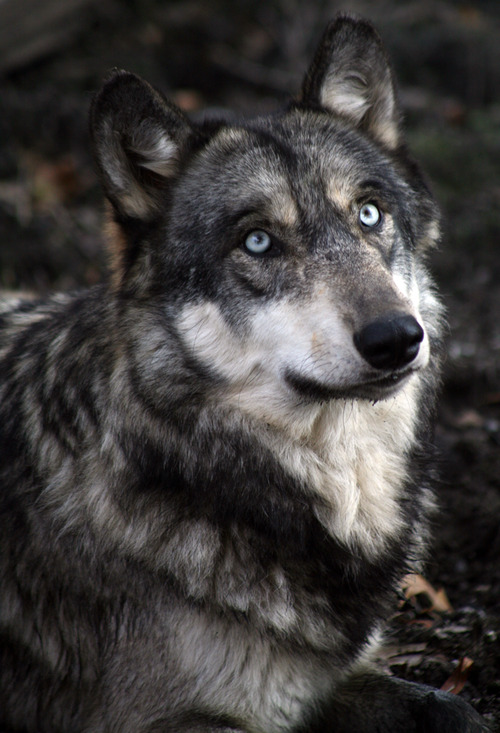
[{"x1": 310, "y1": 670, "x2": 489, "y2": 733}]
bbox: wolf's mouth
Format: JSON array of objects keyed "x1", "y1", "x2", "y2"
[
  {"x1": 285, "y1": 368, "x2": 415, "y2": 402},
  {"x1": 361, "y1": 370, "x2": 413, "y2": 391}
]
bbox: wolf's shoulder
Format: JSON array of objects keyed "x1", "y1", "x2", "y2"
[{"x1": 0, "y1": 287, "x2": 107, "y2": 342}]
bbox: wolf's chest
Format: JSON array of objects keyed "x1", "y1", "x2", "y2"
[
  {"x1": 258, "y1": 383, "x2": 422, "y2": 558},
  {"x1": 151, "y1": 603, "x2": 341, "y2": 733}
]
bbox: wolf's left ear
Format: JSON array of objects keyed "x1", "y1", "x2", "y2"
[
  {"x1": 90, "y1": 71, "x2": 195, "y2": 220},
  {"x1": 301, "y1": 15, "x2": 401, "y2": 150}
]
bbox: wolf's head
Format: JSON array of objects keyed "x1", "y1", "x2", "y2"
[{"x1": 90, "y1": 15, "x2": 443, "y2": 424}]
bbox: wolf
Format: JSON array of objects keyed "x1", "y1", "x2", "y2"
[{"x1": 0, "y1": 13, "x2": 488, "y2": 733}]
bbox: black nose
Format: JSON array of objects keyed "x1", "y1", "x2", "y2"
[{"x1": 354, "y1": 314, "x2": 424, "y2": 370}]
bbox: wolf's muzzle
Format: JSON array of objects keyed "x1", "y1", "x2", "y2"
[{"x1": 354, "y1": 314, "x2": 424, "y2": 371}]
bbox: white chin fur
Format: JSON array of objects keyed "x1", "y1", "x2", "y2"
[{"x1": 177, "y1": 298, "x2": 425, "y2": 555}]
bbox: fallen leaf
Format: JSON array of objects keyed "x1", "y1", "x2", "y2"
[
  {"x1": 22, "y1": 153, "x2": 84, "y2": 210},
  {"x1": 172, "y1": 90, "x2": 204, "y2": 112},
  {"x1": 441, "y1": 657, "x2": 474, "y2": 695},
  {"x1": 401, "y1": 574, "x2": 453, "y2": 613},
  {"x1": 406, "y1": 618, "x2": 436, "y2": 629},
  {"x1": 384, "y1": 644, "x2": 427, "y2": 668},
  {"x1": 454, "y1": 410, "x2": 484, "y2": 429},
  {"x1": 434, "y1": 625, "x2": 471, "y2": 639}
]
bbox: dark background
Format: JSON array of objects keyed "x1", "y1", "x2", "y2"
[{"x1": 0, "y1": 0, "x2": 499, "y2": 727}]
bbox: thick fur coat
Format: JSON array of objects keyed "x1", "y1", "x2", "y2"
[{"x1": 0, "y1": 14, "x2": 488, "y2": 733}]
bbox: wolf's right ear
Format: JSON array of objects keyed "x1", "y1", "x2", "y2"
[
  {"x1": 301, "y1": 15, "x2": 401, "y2": 150},
  {"x1": 90, "y1": 71, "x2": 194, "y2": 220}
]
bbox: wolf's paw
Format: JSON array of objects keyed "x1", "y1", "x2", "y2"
[
  {"x1": 312, "y1": 671, "x2": 489, "y2": 733},
  {"x1": 414, "y1": 687, "x2": 489, "y2": 733}
]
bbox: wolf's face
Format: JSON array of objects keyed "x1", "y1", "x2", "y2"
[
  {"x1": 91, "y1": 17, "x2": 441, "y2": 425},
  {"x1": 171, "y1": 114, "x2": 437, "y2": 414}
]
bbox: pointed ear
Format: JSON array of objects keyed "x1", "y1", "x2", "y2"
[
  {"x1": 301, "y1": 15, "x2": 401, "y2": 150},
  {"x1": 90, "y1": 71, "x2": 195, "y2": 220}
]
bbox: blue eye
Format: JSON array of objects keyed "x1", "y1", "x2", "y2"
[
  {"x1": 359, "y1": 203, "x2": 382, "y2": 229},
  {"x1": 244, "y1": 230, "x2": 272, "y2": 255}
]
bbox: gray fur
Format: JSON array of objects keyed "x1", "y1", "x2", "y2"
[{"x1": 0, "y1": 14, "x2": 488, "y2": 733}]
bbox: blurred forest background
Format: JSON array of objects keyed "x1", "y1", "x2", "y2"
[{"x1": 0, "y1": 0, "x2": 499, "y2": 727}]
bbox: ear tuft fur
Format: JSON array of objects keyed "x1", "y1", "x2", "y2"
[
  {"x1": 90, "y1": 71, "x2": 194, "y2": 220},
  {"x1": 301, "y1": 14, "x2": 401, "y2": 150}
]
